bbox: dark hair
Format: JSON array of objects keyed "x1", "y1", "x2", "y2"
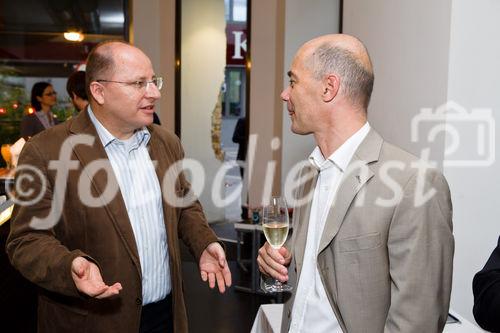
[
  {"x1": 30, "y1": 82, "x2": 52, "y2": 111},
  {"x1": 85, "y1": 40, "x2": 129, "y2": 100},
  {"x1": 311, "y1": 43, "x2": 374, "y2": 109},
  {"x1": 66, "y1": 71, "x2": 88, "y2": 101}
]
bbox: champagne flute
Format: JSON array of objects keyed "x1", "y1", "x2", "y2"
[{"x1": 261, "y1": 196, "x2": 292, "y2": 293}]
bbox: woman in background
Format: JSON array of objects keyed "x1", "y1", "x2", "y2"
[{"x1": 20, "y1": 82, "x2": 57, "y2": 140}]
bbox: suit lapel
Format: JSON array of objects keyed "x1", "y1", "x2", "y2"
[
  {"x1": 68, "y1": 110, "x2": 142, "y2": 277},
  {"x1": 293, "y1": 165, "x2": 318, "y2": 276},
  {"x1": 318, "y1": 129, "x2": 383, "y2": 254}
]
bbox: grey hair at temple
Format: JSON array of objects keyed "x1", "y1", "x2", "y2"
[{"x1": 309, "y1": 42, "x2": 374, "y2": 110}]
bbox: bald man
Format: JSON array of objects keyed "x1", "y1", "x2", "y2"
[
  {"x1": 7, "y1": 41, "x2": 231, "y2": 333},
  {"x1": 257, "y1": 34, "x2": 454, "y2": 332}
]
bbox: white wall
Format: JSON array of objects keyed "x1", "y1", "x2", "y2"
[
  {"x1": 281, "y1": 0, "x2": 340, "y2": 187},
  {"x1": 132, "y1": 0, "x2": 176, "y2": 131},
  {"x1": 181, "y1": 0, "x2": 226, "y2": 222},
  {"x1": 247, "y1": 0, "x2": 285, "y2": 205},
  {"x1": 343, "y1": 0, "x2": 452, "y2": 161},
  {"x1": 344, "y1": 0, "x2": 500, "y2": 325},
  {"x1": 445, "y1": 0, "x2": 500, "y2": 323}
]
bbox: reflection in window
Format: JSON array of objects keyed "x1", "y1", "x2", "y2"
[
  {"x1": 222, "y1": 68, "x2": 244, "y2": 117},
  {"x1": 224, "y1": 0, "x2": 247, "y2": 23},
  {"x1": 223, "y1": 0, "x2": 247, "y2": 119},
  {"x1": 223, "y1": 0, "x2": 248, "y2": 221},
  {"x1": 232, "y1": 0, "x2": 247, "y2": 22}
]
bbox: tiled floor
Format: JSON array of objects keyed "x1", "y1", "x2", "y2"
[{"x1": 181, "y1": 260, "x2": 274, "y2": 333}]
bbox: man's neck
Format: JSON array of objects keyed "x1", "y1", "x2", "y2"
[
  {"x1": 90, "y1": 107, "x2": 134, "y2": 140},
  {"x1": 314, "y1": 119, "x2": 367, "y2": 158}
]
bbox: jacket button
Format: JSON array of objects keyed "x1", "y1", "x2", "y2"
[
  {"x1": 287, "y1": 309, "x2": 291, "y2": 318},
  {"x1": 136, "y1": 298, "x2": 142, "y2": 305}
]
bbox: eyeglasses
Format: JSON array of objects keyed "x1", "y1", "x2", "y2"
[
  {"x1": 44, "y1": 92, "x2": 57, "y2": 97},
  {"x1": 96, "y1": 77, "x2": 163, "y2": 91}
]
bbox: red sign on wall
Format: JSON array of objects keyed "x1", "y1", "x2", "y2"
[{"x1": 226, "y1": 22, "x2": 247, "y2": 67}]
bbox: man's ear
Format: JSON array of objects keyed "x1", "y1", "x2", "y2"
[
  {"x1": 322, "y1": 74, "x2": 340, "y2": 103},
  {"x1": 89, "y1": 82, "x2": 105, "y2": 105}
]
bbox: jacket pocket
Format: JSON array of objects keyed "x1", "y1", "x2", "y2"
[
  {"x1": 338, "y1": 232, "x2": 381, "y2": 253},
  {"x1": 38, "y1": 294, "x2": 88, "y2": 333}
]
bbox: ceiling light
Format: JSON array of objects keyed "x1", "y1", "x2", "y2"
[{"x1": 64, "y1": 31, "x2": 84, "y2": 42}]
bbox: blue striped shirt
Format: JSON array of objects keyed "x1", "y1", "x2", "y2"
[{"x1": 88, "y1": 107, "x2": 170, "y2": 305}]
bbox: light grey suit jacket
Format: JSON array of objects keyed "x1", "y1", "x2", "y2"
[{"x1": 281, "y1": 129, "x2": 454, "y2": 333}]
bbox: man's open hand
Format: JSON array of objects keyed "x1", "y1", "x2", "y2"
[{"x1": 71, "y1": 256, "x2": 122, "y2": 298}]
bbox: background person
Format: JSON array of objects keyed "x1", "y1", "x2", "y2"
[
  {"x1": 473, "y1": 236, "x2": 500, "y2": 332},
  {"x1": 66, "y1": 70, "x2": 88, "y2": 113},
  {"x1": 232, "y1": 116, "x2": 247, "y2": 179},
  {"x1": 20, "y1": 81, "x2": 57, "y2": 140},
  {"x1": 257, "y1": 34, "x2": 454, "y2": 333},
  {"x1": 232, "y1": 116, "x2": 248, "y2": 219}
]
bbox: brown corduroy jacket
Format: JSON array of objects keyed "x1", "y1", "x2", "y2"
[{"x1": 7, "y1": 109, "x2": 218, "y2": 333}]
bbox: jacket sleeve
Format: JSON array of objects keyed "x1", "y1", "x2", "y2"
[
  {"x1": 384, "y1": 169, "x2": 454, "y2": 333},
  {"x1": 473, "y1": 236, "x2": 500, "y2": 332},
  {"x1": 6, "y1": 140, "x2": 89, "y2": 298}
]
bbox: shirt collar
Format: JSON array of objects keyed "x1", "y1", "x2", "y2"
[
  {"x1": 309, "y1": 122, "x2": 371, "y2": 172},
  {"x1": 133, "y1": 128, "x2": 151, "y2": 148},
  {"x1": 87, "y1": 106, "x2": 151, "y2": 149}
]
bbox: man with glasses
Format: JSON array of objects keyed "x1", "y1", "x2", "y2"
[{"x1": 7, "y1": 41, "x2": 231, "y2": 333}]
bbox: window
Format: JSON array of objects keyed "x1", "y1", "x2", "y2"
[{"x1": 225, "y1": 0, "x2": 248, "y2": 23}]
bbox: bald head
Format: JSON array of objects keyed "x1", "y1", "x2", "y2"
[
  {"x1": 300, "y1": 34, "x2": 374, "y2": 110},
  {"x1": 85, "y1": 41, "x2": 148, "y2": 100}
]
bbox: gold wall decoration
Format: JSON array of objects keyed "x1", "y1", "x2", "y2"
[{"x1": 211, "y1": 87, "x2": 225, "y2": 161}]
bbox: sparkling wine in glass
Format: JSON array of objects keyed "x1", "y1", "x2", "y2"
[{"x1": 261, "y1": 196, "x2": 292, "y2": 293}]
